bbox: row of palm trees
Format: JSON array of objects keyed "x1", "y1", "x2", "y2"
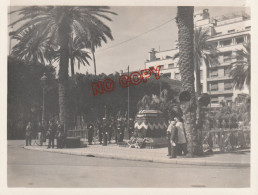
[
  {"x1": 9, "y1": 6, "x2": 117, "y2": 130},
  {"x1": 9, "y1": 6, "x2": 250, "y2": 156}
]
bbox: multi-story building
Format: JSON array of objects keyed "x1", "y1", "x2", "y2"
[{"x1": 145, "y1": 9, "x2": 250, "y2": 107}]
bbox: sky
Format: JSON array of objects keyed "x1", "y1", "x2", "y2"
[{"x1": 9, "y1": 6, "x2": 250, "y2": 75}]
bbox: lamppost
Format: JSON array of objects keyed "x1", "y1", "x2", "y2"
[{"x1": 40, "y1": 73, "x2": 47, "y2": 125}]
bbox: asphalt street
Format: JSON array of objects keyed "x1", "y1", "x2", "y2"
[{"x1": 7, "y1": 140, "x2": 250, "y2": 188}]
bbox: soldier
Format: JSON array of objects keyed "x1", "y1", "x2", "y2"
[
  {"x1": 97, "y1": 119, "x2": 103, "y2": 144},
  {"x1": 108, "y1": 117, "x2": 114, "y2": 144},
  {"x1": 102, "y1": 118, "x2": 108, "y2": 146},
  {"x1": 37, "y1": 122, "x2": 44, "y2": 146},
  {"x1": 128, "y1": 118, "x2": 134, "y2": 139},
  {"x1": 25, "y1": 122, "x2": 32, "y2": 146},
  {"x1": 47, "y1": 120, "x2": 56, "y2": 149},
  {"x1": 56, "y1": 121, "x2": 64, "y2": 149},
  {"x1": 117, "y1": 118, "x2": 124, "y2": 143},
  {"x1": 87, "y1": 122, "x2": 94, "y2": 145}
]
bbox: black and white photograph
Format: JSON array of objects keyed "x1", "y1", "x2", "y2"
[{"x1": 1, "y1": 0, "x2": 257, "y2": 193}]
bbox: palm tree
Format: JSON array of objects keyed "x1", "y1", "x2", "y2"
[
  {"x1": 10, "y1": 6, "x2": 116, "y2": 130},
  {"x1": 176, "y1": 6, "x2": 201, "y2": 156},
  {"x1": 11, "y1": 25, "x2": 50, "y2": 65},
  {"x1": 229, "y1": 41, "x2": 250, "y2": 92},
  {"x1": 83, "y1": 23, "x2": 114, "y2": 75},
  {"x1": 173, "y1": 26, "x2": 218, "y2": 133},
  {"x1": 47, "y1": 36, "x2": 92, "y2": 75}
]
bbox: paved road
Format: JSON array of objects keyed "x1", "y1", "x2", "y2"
[{"x1": 8, "y1": 140, "x2": 250, "y2": 188}]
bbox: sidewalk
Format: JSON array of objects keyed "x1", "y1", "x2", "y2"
[{"x1": 24, "y1": 142, "x2": 250, "y2": 167}]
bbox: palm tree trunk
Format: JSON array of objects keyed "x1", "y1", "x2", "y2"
[
  {"x1": 91, "y1": 42, "x2": 97, "y2": 76},
  {"x1": 58, "y1": 21, "x2": 70, "y2": 132},
  {"x1": 177, "y1": 6, "x2": 202, "y2": 156},
  {"x1": 71, "y1": 58, "x2": 75, "y2": 76}
]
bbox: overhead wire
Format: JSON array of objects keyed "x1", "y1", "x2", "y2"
[{"x1": 96, "y1": 17, "x2": 176, "y2": 53}]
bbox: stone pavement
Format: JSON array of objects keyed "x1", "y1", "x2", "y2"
[{"x1": 24, "y1": 141, "x2": 250, "y2": 167}]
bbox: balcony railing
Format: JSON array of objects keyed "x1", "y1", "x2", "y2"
[
  {"x1": 207, "y1": 76, "x2": 232, "y2": 81},
  {"x1": 209, "y1": 89, "x2": 233, "y2": 95}
]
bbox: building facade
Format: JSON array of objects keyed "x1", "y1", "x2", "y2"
[{"x1": 145, "y1": 9, "x2": 250, "y2": 107}]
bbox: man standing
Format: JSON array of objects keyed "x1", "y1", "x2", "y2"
[
  {"x1": 166, "y1": 120, "x2": 172, "y2": 157},
  {"x1": 87, "y1": 122, "x2": 94, "y2": 145},
  {"x1": 174, "y1": 117, "x2": 187, "y2": 156},
  {"x1": 102, "y1": 118, "x2": 108, "y2": 146},
  {"x1": 37, "y1": 122, "x2": 44, "y2": 146},
  {"x1": 116, "y1": 118, "x2": 124, "y2": 143},
  {"x1": 25, "y1": 122, "x2": 32, "y2": 146},
  {"x1": 97, "y1": 119, "x2": 103, "y2": 145},
  {"x1": 56, "y1": 121, "x2": 64, "y2": 149},
  {"x1": 47, "y1": 120, "x2": 56, "y2": 149},
  {"x1": 128, "y1": 118, "x2": 134, "y2": 139},
  {"x1": 170, "y1": 120, "x2": 178, "y2": 158}
]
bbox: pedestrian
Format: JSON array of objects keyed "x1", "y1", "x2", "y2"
[
  {"x1": 170, "y1": 120, "x2": 178, "y2": 158},
  {"x1": 128, "y1": 118, "x2": 134, "y2": 139},
  {"x1": 102, "y1": 118, "x2": 108, "y2": 146},
  {"x1": 56, "y1": 121, "x2": 64, "y2": 148},
  {"x1": 87, "y1": 122, "x2": 94, "y2": 145},
  {"x1": 174, "y1": 117, "x2": 187, "y2": 156},
  {"x1": 37, "y1": 122, "x2": 44, "y2": 146},
  {"x1": 166, "y1": 120, "x2": 172, "y2": 156},
  {"x1": 97, "y1": 119, "x2": 103, "y2": 144},
  {"x1": 25, "y1": 122, "x2": 32, "y2": 146},
  {"x1": 47, "y1": 120, "x2": 56, "y2": 149},
  {"x1": 117, "y1": 118, "x2": 124, "y2": 143},
  {"x1": 108, "y1": 118, "x2": 114, "y2": 144}
]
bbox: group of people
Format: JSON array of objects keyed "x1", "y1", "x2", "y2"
[
  {"x1": 87, "y1": 117, "x2": 135, "y2": 146},
  {"x1": 166, "y1": 116, "x2": 188, "y2": 158},
  {"x1": 25, "y1": 120, "x2": 65, "y2": 149}
]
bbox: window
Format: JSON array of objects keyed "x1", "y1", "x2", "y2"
[
  {"x1": 175, "y1": 73, "x2": 181, "y2": 80},
  {"x1": 211, "y1": 97, "x2": 219, "y2": 103},
  {"x1": 228, "y1": 29, "x2": 235, "y2": 33},
  {"x1": 223, "y1": 52, "x2": 232, "y2": 63},
  {"x1": 210, "y1": 70, "x2": 218, "y2": 78},
  {"x1": 216, "y1": 32, "x2": 222, "y2": 35},
  {"x1": 245, "y1": 26, "x2": 251, "y2": 30},
  {"x1": 158, "y1": 65, "x2": 164, "y2": 70},
  {"x1": 236, "y1": 37, "x2": 244, "y2": 44},
  {"x1": 224, "y1": 82, "x2": 232, "y2": 90},
  {"x1": 221, "y1": 39, "x2": 232, "y2": 46},
  {"x1": 224, "y1": 67, "x2": 230, "y2": 76},
  {"x1": 168, "y1": 63, "x2": 175, "y2": 69},
  {"x1": 166, "y1": 55, "x2": 172, "y2": 59},
  {"x1": 210, "y1": 83, "x2": 218, "y2": 91}
]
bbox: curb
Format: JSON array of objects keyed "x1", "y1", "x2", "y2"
[{"x1": 23, "y1": 146, "x2": 250, "y2": 168}]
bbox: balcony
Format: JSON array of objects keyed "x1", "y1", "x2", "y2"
[
  {"x1": 207, "y1": 75, "x2": 232, "y2": 81},
  {"x1": 209, "y1": 89, "x2": 233, "y2": 95}
]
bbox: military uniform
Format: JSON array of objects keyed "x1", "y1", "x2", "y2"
[
  {"x1": 117, "y1": 119, "x2": 124, "y2": 143},
  {"x1": 25, "y1": 122, "x2": 32, "y2": 146},
  {"x1": 97, "y1": 121, "x2": 103, "y2": 144},
  {"x1": 56, "y1": 123, "x2": 64, "y2": 148},
  {"x1": 47, "y1": 121, "x2": 56, "y2": 148},
  {"x1": 108, "y1": 119, "x2": 115, "y2": 143},
  {"x1": 128, "y1": 119, "x2": 134, "y2": 139},
  {"x1": 102, "y1": 119, "x2": 108, "y2": 146},
  {"x1": 87, "y1": 122, "x2": 94, "y2": 145}
]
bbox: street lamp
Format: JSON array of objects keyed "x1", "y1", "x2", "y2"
[{"x1": 40, "y1": 73, "x2": 47, "y2": 125}]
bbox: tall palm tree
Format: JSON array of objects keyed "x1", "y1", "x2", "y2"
[
  {"x1": 83, "y1": 23, "x2": 114, "y2": 75},
  {"x1": 176, "y1": 6, "x2": 201, "y2": 156},
  {"x1": 173, "y1": 26, "x2": 218, "y2": 132},
  {"x1": 229, "y1": 41, "x2": 250, "y2": 92},
  {"x1": 10, "y1": 6, "x2": 116, "y2": 130},
  {"x1": 11, "y1": 25, "x2": 50, "y2": 65}
]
